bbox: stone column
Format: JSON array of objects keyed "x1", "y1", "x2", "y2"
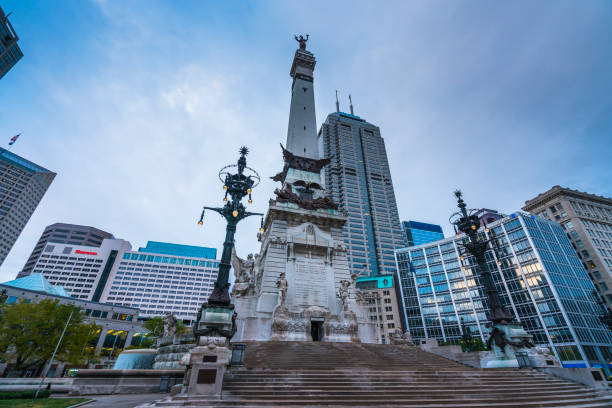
[
  {"x1": 123, "y1": 331, "x2": 134, "y2": 349},
  {"x1": 95, "y1": 329, "x2": 108, "y2": 352}
]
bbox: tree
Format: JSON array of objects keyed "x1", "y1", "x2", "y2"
[
  {"x1": 0, "y1": 299, "x2": 100, "y2": 375},
  {"x1": 143, "y1": 315, "x2": 187, "y2": 337}
]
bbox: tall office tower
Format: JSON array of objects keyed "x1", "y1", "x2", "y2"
[
  {"x1": 0, "y1": 6, "x2": 23, "y2": 79},
  {"x1": 0, "y1": 148, "x2": 55, "y2": 267},
  {"x1": 395, "y1": 212, "x2": 612, "y2": 369},
  {"x1": 401, "y1": 221, "x2": 444, "y2": 247},
  {"x1": 26, "y1": 238, "x2": 219, "y2": 322},
  {"x1": 319, "y1": 111, "x2": 406, "y2": 276},
  {"x1": 18, "y1": 223, "x2": 114, "y2": 278},
  {"x1": 523, "y1": 186, "x2": 612, "y2": 309}
]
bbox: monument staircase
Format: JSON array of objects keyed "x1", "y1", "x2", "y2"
[{"x1": 145, "y1": 341, "x2": 612, "y2": 407}]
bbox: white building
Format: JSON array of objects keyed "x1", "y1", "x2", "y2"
[{"x1": 27, "y1": 238, "x2": 220, "y2": 322}]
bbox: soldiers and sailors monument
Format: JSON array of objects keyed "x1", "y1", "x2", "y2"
[{"x1": 230, "y1": 35, "x2": 376, "y2": 343}]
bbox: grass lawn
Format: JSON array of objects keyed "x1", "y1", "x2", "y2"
[{"x1": 0, "y1": 398, "x2": 91, "y2": 408}]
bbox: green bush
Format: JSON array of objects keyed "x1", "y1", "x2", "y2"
[
  {"x1": 0, "y1": 390, "x2": 50, "y2": 400},
  {"x1": 460, "y1": 338, "x2": 487, "y2": 352}
]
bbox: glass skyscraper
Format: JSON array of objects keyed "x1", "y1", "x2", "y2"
[
  {"x1": 0, "y1": 148, "x2": 56, "y2": 267},
  {"x1": 395, "y1": 212, "x2": 612, "y2": 369},
  {"x1": 319, "y1": 112, "x2": 406, "y2": 276},
  {"x1": 401, "y1": 220, "x2": 444, "y2": 246},
  {"x1": 0, "y1": 6, "x2": 23, "y2": 79}
]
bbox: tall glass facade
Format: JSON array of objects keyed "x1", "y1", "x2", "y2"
[
  {"x1": 0, "y1": 6, "x2": 23, "y2": 79},
  {"x1": 0, "y1": 148, "x2": 56, "y2": 267},
  {"x1": 396, "y1": 212, "x2": 612, "y2": 369},
  {"x1": 319, "y1": 112, "x2": 406, "y2": 276},
  {"x1": 401, "y1": 221, "x2": 444, "y2": 246}
]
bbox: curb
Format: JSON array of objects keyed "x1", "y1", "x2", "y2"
[{"x1": 66, "y1": 399, "x2": 95, "y2": 408}]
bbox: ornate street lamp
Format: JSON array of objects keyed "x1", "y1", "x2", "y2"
[
  {"x1": 450, "y1": 190, "x2": 514, "y2": 324},
  {"x1": 194, "y1": 146, "x2": 263, "y2": 339},
  {"x1": 450, "y1": 190, "x2": 533, "y2": 359}
]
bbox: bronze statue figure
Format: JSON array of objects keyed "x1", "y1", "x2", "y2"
[{"x1": 294, "y1": 34, "x2": 309, "y2": 50}]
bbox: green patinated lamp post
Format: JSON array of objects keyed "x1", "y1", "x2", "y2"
[
  {"x1": 194, "y1": 147, "x2": 263, "y2": 339},
  {"x1": 450, "y1": 190, "x2": 533, "y2": 364}
]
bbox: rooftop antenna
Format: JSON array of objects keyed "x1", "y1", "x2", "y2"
[
  {"x1": 349, "y1": 94, "x2": 354, "y2": 115},
  {"x1": 335, "y1": 90, "x2": 340, "y2": 113}
]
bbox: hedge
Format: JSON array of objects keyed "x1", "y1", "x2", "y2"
[{"x1": 0, "y1": 390, "x2": 50, "y2": 399}]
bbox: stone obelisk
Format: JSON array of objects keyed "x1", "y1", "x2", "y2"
[{"x1": 231, "y1": 36, "x2": 376, "y2": 343}]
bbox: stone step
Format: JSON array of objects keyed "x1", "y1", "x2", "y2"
[
  {"x1": 144, "y1": 341, "x2": 611, "y2": 408},
  {"x1": 227, "y1": 371, "x2": 554, "y2": 377},
  {"x1": 225, "y1": 376, "x2": 568, "y2": 383},
  {"x1": 223, "y1": 380, "x2": 576, "y2": 387},
  {"x1": 221, "y1": 384, "x2": 587, "y2": 392},
  {"x1": 151, "y1": 396, "x2": 612, "y2": 407},
  {"x1": 224, "y1": 389, "x2": 593, "y2": 401}
]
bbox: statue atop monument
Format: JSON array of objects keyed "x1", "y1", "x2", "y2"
[{"x1": 294, "y1": 34, "x2": 309, "y2": 50}]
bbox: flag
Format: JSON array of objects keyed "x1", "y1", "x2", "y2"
[{"x1": 8, "y1": 134, "x2": 20, "y2": 146}]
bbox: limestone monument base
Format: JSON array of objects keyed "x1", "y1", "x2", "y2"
[
  {"x1": 231, "y1": 202, "x2": 377, "y2": 344},
  {"x1": 183, "y1": 336, "x2": 231, "y2": 396}
]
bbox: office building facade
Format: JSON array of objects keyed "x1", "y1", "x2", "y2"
[
  {"x1": 401, "y1": 221, "x2": 444, "y2": 247},
  {"x1": 356, "y1": 274, "x2": 402, "y2": 344},
  {"x1": 0, "y1": 6, "x2": 23, "y2": 79},
  {"x1": 0, "y1": 148, "x2": 56, "y2": 267},
  {"x1": 395, "y1": 212, "x2": 612, "y2": 369},
  {"x1": 19, "y1": 223, "x2": 114, "y2": 278},
  {"x1": 25, "y1": 238, "x2": 220, "y2": 322},
  {"x1": 319, "y1": 112, "x2": 406, "y2": 276},
  {"x1": 99, "y1": 241, "x2": 219, "y2": 322},
  {"x1": 523, "y1": 186, "x2": 612, "y2": 310}
]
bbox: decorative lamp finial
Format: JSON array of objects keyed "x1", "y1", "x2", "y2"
[
  {"x1": 237, "y1": 146, "x2": 249, "y2": 175},
  {"x1": 454, "y1": 189, "x2": 468, "y2": 218}
]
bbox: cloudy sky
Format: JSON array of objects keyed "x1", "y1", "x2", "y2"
[{"x1": 1, "y1": 1, "x2": 611, "y2": 282}]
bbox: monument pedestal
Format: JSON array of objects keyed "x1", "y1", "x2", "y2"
[
  {"x1": 232, "y1": 202, "x2": 377, "y2": 343},
  {"x1": 185, "y1": 336, "x2": 231, "y2": 396}
]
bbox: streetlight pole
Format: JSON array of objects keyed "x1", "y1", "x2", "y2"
[
  {"x1": 194, "y1": 146, "x2": 263, "y2": 339},
  {"x1": 450, "y1": 190, "x2": 534, "y2": 358},
  {"x1": 451, "y1": 190, "x2": 514, "y2": 324},
  {"x1": 34, "y1": 311, "x2": 73, "y2": 400}
]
